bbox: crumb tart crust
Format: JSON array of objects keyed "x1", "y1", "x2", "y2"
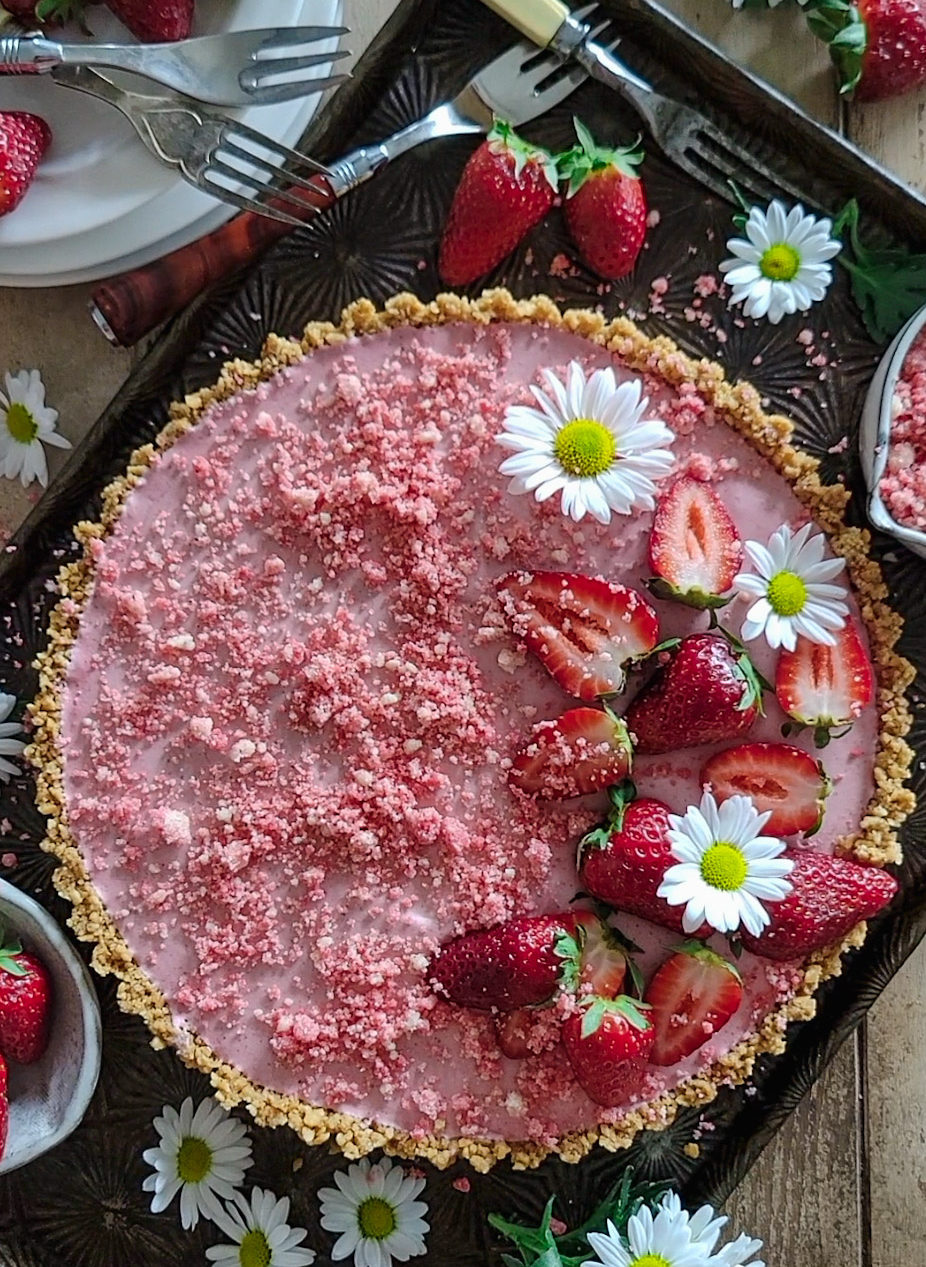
[{"x1": 28, "y1": 289, "x2": 915, "y2": 1172}]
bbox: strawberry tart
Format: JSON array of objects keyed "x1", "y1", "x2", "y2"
[{"x1": 30, "y1": 290, "x2": 914, "y2": 1171}]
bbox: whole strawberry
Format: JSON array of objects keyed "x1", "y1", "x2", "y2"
[
  {"x1": 106, "y1": 0, "x2": 194, "y2": 42},
  {"x1": 439, "y1": 120, "x2": 558, "y2": 286},
  {"x1": 579, "y1": 782, "x2": 711, "y2": 937},
  {"x1": 0, "y1": 934, "x2": 52, "y2": 1064},
  {"x1": 740, "y1": 850, "x2": 897, "y2": 961},
  {"x1": 625, "y1": 632, "x2": 764, "y2": 754},
  {"x1": 0, "y1": 112, "x2": 52, "y2": 219},
  {"x1": 429, "y1": 912, "x2": 584, "y2": 1011},
  {"x1": 561, "y1": 119, "x2": 647, "y2": 280},
  {"x1": 807, "y1": 0, "x2": 926, "y2": 102},
  {"x1": 562, "y1": 994, "x2": 654, "y2": 1106}
]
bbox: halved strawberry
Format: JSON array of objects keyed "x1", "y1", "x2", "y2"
[
  {"x1": 648, "y1": 476, "x2": 743, "y2": 609},
  {"x1": 494, "y1": 1008, "x2": 538, "y2": 1059},
  {"x1": 573, "y1": 909, "x2": 639, "y2": 999},
  {"x1": 700, "y1": 742, "x2": 831, "y2": 837},
  {"x1": 496, "y1": 571, "x2": 659, "y2": 700},
  {"x1": 645, "y1": 942, "x2": 744, "y2": 1066},
  {"x1": 775, "y1": 619, "x2": 874, "y2": 748},
  {"x1": 508, "y1": 705, "x2": 633, "y2": 799},
  {"x1": 429, "y1": 912, "x2": 584, "y2": 1011}
]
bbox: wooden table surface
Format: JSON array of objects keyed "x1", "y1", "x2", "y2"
[{"x1": 1, "y1": 3, "x2": 924, "y2": 1265}]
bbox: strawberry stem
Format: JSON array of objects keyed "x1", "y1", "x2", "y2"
[{"x1": 560, "y1": 116, "x2": 644, "y2": 198}]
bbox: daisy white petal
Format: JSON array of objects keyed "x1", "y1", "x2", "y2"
[
  {"x1": 496, "y1": 360, "x2": 674, "y2": 523},
  {"x1": 733, "y1": 523, "x2": 848, "y2": 650},
  {"x1": 319, "y1": 1157, "x2": 429, "y2": 1267},
  {"x1": 0, "y1": 368, "x2": 70, "y2": 489},
  {"x1": 658, "y1": 792, "x2": 793, "y2": 936},
  {"x1": 720, "y1": 201, "x2": 840, "y2": 325},
  {"x1": 141, "y1": 1096, "x2": 252, "y2": 1231}
]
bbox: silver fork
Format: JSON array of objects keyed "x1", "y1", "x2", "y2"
[
  {"x1": 0, "y1": 26, "x2": 350, "y2": 107},
  {"x1": 315, "y1": 34, "x2": 600, "y2": 203},
  {"x1": 483, "y1": 0, "x2": 812, "y2": 209},
  {"x1": 51, "y1": 66, "x2": 336, "y2": 225}
]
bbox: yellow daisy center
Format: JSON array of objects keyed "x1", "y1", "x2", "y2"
[
  {"x1": 700, "y1": 842, "x2": 748, "y2": 892},
  {"x1": 767, "y1": 569, "x2": 807, "y2": 616},
  {"x1": 553, "y1": 418, "x2": 615, "y2": 478},
  {"x1": 238, "y1": 1228, "x2": 271, "y2": 1267},
  {"x1": 630, "y1": 1256, "x2": 672, "y2": 1267},
  {"x1": 759, "y1": 243, "x2": 800, "y2": 281},
  {"x1": 176, "y1": 1135, "x2": 212, "y2": 1183},
  {"x1": 358, "y1": 1195, "x2": 398, "y2": 1241},
  {"x1": 5, "y1": 402, "x2": 37, "y2": 445}
]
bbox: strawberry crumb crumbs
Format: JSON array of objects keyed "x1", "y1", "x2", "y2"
[{"x1": 880, "y1": 326, "x2": 926, "y2": 530}]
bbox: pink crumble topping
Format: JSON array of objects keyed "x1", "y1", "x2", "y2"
[{"x1": 880, "y1": 326, "x2": 926, "y2": 530}]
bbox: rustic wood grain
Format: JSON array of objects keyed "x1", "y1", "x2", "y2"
[
  {"x1": 866, "y1": 941, "x2": 926, "y2": 1267},
  {"x1": 848, "y1": 92, "x2": 926, "y2": 195},
  {"x1": 723, "y1": 1037, "x2": 865, "y2": 1267}
]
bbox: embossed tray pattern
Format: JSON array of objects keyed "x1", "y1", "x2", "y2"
[{"x1": 0, "y1": 1, "x2": 925, "y2": 1263}]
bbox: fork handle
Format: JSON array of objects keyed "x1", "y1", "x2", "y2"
[
  {"x1": 91, "y1": 179, "x2": 337, "y2": 348},
  {"x1": 0, "y1": 34, "x2": 63, "y2": 73}
]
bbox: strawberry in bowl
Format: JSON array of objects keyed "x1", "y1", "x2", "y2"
[{"x1": 0, "y1": 880, "x2": 100, "y2": 1173}]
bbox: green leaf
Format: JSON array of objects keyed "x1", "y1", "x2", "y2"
[
  {"x1": 804, "y1": 0, "x2": 866, "y2": 95},
  {"x1": 831, "y1": 197, "x2": 926, "y2": 343}
]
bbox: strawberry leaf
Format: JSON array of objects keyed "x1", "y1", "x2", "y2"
[
  {"x1": 577, "y1": 779, "x2": 637, "y2": 864},
  {"x1": 831, "y1": 199, "x2": 926, "y2": 343},
  {"x1": 560, "y1": 116, "x2": 643, "y2": 198},
  {"x1": 804, "y1": 0, "x2": 867, "y2": 95}
]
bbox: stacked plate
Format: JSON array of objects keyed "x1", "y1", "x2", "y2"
[{"x1": 0, "y1": 0, "x2": 342, "y2": 287}]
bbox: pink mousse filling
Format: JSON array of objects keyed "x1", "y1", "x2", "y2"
[
  {"x1": 880, "y1": 326, "x2": 926, "y2": 530},
  {"x1": 60, "y1": 323, "x2": 877, "y2": 1145}
]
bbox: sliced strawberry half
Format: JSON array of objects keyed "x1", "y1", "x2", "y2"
[
  {"x1": 701, "y1": 742, "x2": 832, "y2": 837},
  {"x1": 645, "y1": 942, "x2": 744, "y2": 1066},
  {"x1": 508, "y1": 705, "x2": 633, "y2": 799},
  {"x1": 494, "y1": 1008, "x2": 540, "y2": 1059},
  {"x1": 573, "y1": 910, "x2": 640, "y2": 999},
  {"x1": 648, "y1": 476, "x2": 743, "y2": 610},
  {"x1": 496, "y1": 570, "x2": 659, "y2": 700},
  {"x1": 775, "y1": 618, "x2": 874, "y2": 748}
]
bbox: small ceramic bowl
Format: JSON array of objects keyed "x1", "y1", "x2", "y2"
[
  {"x1": 0, "y1": 879, "x2": 102, "y2": 1174},
  {"x1": 859, "y1": 304, "x2": 926, "y2": 561}
]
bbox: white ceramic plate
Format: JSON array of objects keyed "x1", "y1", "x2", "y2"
[{"x1": 0, "y1": 0, "x2": 342, "y2": 285}]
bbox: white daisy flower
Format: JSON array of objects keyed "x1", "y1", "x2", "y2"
[
  {"x1": 0, "y1": 369, "x2": 70, "y2": 488},
  {"x1": 658, "y1": 790, "x2": 794, "y2": 938},
  {"x1": 642, "y1": 1193, "x2": 765, "y2": 1267},
  {"x1": 496, "y1": 360, "x2": 675, "y2": 525},
  {"x1": 207, "y1": 1187, "x2": 315, "y2": 1267},
  {"x1": 733, "y1": 522, "x2": 849, "y2": 651},
  {"x1": 142, "y1": 1096, "x2": 253, "y2": 1231},
  {"x1": 585, "y1": 1200, "x2": 707, "y2": 1267},
  {"x1": 719, "y1": 201, "x2": 841, "y2": 324},
  {"x1": 0, "y1": 693, "x2": 25, "y2": 783},
  {"x1": 318, "y1": 1156, "x2": 429, "y2": 1267}
]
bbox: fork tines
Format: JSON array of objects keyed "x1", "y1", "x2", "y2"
[
  {"x1": 241, "y1": 25, "x2": 352, "y2": 105},
  {"x1": 206, "y1": 121, "x2": 333, "y2": 226}
]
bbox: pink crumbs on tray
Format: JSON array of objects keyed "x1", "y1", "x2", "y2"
[{"x1": 880, "y1": 326, "x2": 926, "y2": 529}]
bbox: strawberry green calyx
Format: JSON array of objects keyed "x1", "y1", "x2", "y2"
[
  {"x1": 553, "y1": 923, "x2": 584, "y2": 993},
  {"x1": 487, "y1": 118, "x2": 559, "y2": 189},
  {"x1": 578, "y1": 779, "x2": 637, "y2": 857},
  {"x1": 560, "y1": 117, "x2": 643, "y2": 198},
  {"x1": 580, "y1": 993, "x2": 651, "y2": 1039},
  {"x1": 674, "y1": 939, "x2": 743, "y2": 983},
  {"x1": 804, "y1": 0, "x2": 868, "y2": 95},
  {"x1": 0, "y1": 935, "x2": 27, "y2": 979},
  {"x1": 709, "y1": 619, "x2": 771, "y2": 715},
  {"x1": 34, "y1": 0, "x2": 88, "y2": 23},
  {"x1": 647, "y1": 575, "x2": 732, "y2": 612}
]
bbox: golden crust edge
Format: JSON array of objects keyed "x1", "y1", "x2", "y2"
[{"x1": 26, "y1": 287, "x2": 915, "y2": 1173}]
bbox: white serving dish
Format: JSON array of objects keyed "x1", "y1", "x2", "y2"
[
  {"x1": 0, "y1": 879, "x2": 102, "y2": 1174},
  {"x1": 859, "y1": 304, "x2": 926, "y2": 561}
]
